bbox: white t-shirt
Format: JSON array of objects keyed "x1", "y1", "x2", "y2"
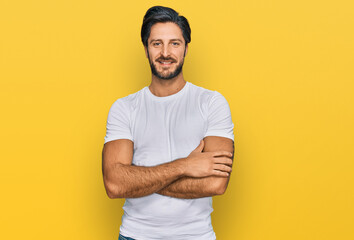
[{"x1": 104, "y1": 81, "x2": 234, "y2": 240}]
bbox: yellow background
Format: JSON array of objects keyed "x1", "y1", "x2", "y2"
[{"x1": 1, "y1": 0, "x2": 353, "y2": 239}]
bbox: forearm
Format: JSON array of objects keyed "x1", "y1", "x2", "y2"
[
  {"x1": 157, "y1": 176, "x2": 230, "y2": 199},
  {"x1": 158, "y1": 136, "x2": 234, "y2": 199},
  {"x1": 103, "y1": 138, "x2": 233, "y2": 199},
  {"x1": 105, "y1": 159, "x2": 186, "y2": 199}
]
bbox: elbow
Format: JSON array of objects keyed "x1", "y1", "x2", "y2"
[
  {"x1": 212, "y1": 178, "x2": 229, "y2": 196},
  {"x1": 104, "y1": 179, "x2": 124, "y2": 199},
  {"x1": 214, "y1": 186, "x2": 227, "y2": 196},
  {"x1": 106, "y1": 191, "x2": 117, "y2": 199},
  {"x1": 106, "y1": 188, "x2": 118, "y2": 199},
  {"x1": 105, "y1": 183, "x2": 118, "y2": 199}
]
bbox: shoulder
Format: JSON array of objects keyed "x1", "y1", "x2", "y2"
[
  {"x1": 188, "y1": 82, "x2": 229, "y2": 106},
  {"x1": 109, "y1": 87, "x2": 146, "y2": 112}
]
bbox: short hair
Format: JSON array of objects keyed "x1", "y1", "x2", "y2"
[{"x1": 141, "y1": 6, "x2": 191, "y2": 47}]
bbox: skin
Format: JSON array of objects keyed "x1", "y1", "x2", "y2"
[
  {"x1": 157, "y1": 137, "x2": 234, "y2": 199},
  {"x1": 102, "y1": 22, "x2": 234, "y2": 199},
  {"x1": 145, "y1": 22, "x2": 188, "y2": 97}
]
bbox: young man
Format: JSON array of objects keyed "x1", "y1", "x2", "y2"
[{"x1": 102, "y1": 6, "x2": 234, "y2": 240}]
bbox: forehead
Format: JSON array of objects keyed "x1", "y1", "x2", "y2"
[{"x1": 149, "y1": 22, "x2": 184, "y2": 42}]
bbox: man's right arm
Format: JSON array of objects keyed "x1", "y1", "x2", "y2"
[{"x1": 102, "y1": 139, "x2": 232, "y2": 199}]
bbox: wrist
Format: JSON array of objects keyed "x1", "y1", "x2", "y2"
[{"x1": 173, "y1": 157, "x2": 187, "y2": 177}]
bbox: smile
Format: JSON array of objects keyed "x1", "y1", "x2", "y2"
[{"x1": 158, "y1": 61, "x2": 174, "y2": 66}]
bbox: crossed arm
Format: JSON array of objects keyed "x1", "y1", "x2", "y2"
[
  {"x1": 157, "y1": 137, "x2": 234, "y2": 198},
  {"x1": 102, "y1": 136, "x2": 234, "y2": 199}
]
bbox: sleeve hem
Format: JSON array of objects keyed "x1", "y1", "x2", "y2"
[
  {"x1": 204, "y1": 132, "x2": 234, "y2": 141},
  {"x1": 104, "y1": 136, "x2": 134, "y2": 144}
]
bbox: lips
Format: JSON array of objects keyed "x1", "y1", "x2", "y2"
[
  {"x1": 159, "y1": 62, "x2": 173, "y2": 66},
  {"x1": 157, "y1": 58, "x2": 176, "y2": 66}
]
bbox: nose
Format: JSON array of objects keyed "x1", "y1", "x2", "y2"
[{"x1": 161, "y1": 44, "x2": 170, "y2": 57}]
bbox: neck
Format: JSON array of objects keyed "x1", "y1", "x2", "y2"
[{"x1": 149, "y1": 73, "x2": 186, "y2": 97}]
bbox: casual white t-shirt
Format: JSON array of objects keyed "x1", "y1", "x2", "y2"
[{"x1": 104, "y1": 81, "x2": 234, "y2": 240}]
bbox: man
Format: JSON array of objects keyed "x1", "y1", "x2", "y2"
[{"x1": 102, "y1": 6, "x2": 234, "y2": 240}]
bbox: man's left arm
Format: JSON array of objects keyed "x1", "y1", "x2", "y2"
[{"x1": 157, "y1": 136, "x2": 234, "y2": 198}]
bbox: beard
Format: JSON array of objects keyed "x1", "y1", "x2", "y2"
[{"x1": 147, "y1": 51, "x2": 185, "y2": 80}]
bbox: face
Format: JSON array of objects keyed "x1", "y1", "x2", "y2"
[{"x1": 145, "y1": 22, "x2": 188, "y2": 80}]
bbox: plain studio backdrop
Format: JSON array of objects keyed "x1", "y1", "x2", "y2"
[{"x1": 0, "y1": 0, "x2": 353, "y2": 239}]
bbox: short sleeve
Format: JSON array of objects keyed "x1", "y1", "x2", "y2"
[
  {"x1": 204, "y1": 91, "x2": 234, "y2": 141},
  {"x1": 104, "y1": 99, "x2": 133, "y2": 144}
]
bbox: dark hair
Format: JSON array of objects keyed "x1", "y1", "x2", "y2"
[{"x1": 141, "y1": 6, "x2": 191, "y2": 47}]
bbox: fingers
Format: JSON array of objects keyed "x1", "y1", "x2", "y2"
[
  {"x1": 213, "y1": 157, "x2": 233, "y2": 166},
  {"x1": 213, "y1": 163, "x2": 232, "y2": 173},
  {"x1": 212, "y1": 158, "x2": 233, "y2": 177},
  {"x1": 211, "y1": 151, "x2": 233, "y2": 158},
  {"x1": 212, "y1": 170, "x2": 230, "y2": 177}
]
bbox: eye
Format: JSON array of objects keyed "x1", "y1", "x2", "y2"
[
  {"x1": 171, "y1": 42, "x2": 180, "y2": 46},
  {"x1": 152, "y1": 42, "x2": 161, "y2": 46}
]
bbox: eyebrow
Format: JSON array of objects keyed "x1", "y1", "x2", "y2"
[{"x1": 150, "y1": 39, "x2": 183, "y2": 43}]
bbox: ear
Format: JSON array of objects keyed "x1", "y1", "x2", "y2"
[{"x1": 184, "y1": 44, "x2": 188, "y2": 57}]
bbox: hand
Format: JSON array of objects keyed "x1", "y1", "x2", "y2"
[{"x1": 182, "y1": 140, "x2": 233, "y2": 178}]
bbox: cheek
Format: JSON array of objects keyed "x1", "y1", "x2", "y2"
[
  {"x1": 175, "y1": 49, "x2": 186, "y2": 59},
  {"x1": 148, "y1": 49, "x2": 159, "y2": 59}
]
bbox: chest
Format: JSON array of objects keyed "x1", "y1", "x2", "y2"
[{"x1": 130, "y1": 98, "x2": 208, "y2": 165}]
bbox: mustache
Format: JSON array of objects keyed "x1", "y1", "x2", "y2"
[{"x1": 156, "y1": 57, "x2": 177, "y2": 62}]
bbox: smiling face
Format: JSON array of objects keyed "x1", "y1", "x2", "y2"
[{"x1": 145, "y1": 22, "x2": 188, "y2": 80}]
